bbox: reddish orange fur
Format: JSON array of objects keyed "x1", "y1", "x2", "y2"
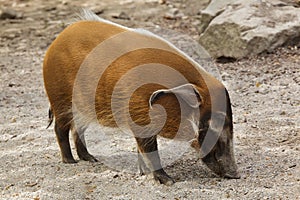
[{"x1": 43, "y1": 20, "x2": 225, "y2": 140}]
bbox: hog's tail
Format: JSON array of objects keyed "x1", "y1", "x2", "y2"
[{"x1": 46, "y1": 108, "x2": 54, "y2": 129}]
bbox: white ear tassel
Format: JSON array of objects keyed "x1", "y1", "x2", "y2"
[{"x1": 187, "y1": 115, "x2": 199, "y2": 138}]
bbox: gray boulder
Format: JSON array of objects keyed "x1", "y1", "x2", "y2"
[{"x1": 198, "y1": 0, "x2": 300, "y2": 59}]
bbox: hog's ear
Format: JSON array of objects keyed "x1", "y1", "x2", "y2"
[{"x1": 149, "y1": 83, "x2": 202, "y2": 108}]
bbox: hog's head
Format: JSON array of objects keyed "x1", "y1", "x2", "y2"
[
  {"x1": 199, "y1": 112, "x2": 240, "y2": 179},
  {"x1": 198, "y1": 89, "x2": 240, "y2": 179},
  {"x1": 149, "y1": 83, "x2": 240, "y2": 179}
]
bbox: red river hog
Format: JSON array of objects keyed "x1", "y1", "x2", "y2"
[{"x1": 43, "y1": 9, "x2": 240, "y2": 185}]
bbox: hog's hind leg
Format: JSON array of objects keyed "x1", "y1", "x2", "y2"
[
  {"x1": 54, "y1": 121, "x2": 76, "y2": 163},
  {"x1": 71, "y1": 126, "x2": 98, "y2": 162}
]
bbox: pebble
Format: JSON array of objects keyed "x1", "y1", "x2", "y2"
[
  {"x1": 280, "y1": 111, "x2": 286, "y2": 115},
  {"x1": 170, "y1": 8, "x2": 179, "y2": 15},
  {"x1": 0, "y1": 8, "x2": 22, "y2": 20},
  {"x1": 44, "y1": 6, "x2": 56, "y2": 12},
  {"x1": 258, "y1": 88, "x2": 268, "y2": 94},
  {"x1": 163, "y1": 8, "x2": 186, "y2": 20},
  {"x1": 163, "y1": 12, "x2": 177, "y2": 20},
  {"x1": 93, "y1": 9, "x2": 104, "y2": 15},
  {"x1": 111, "y1": 11, "x2": 130, "y2": 20},
  {"x1": 159, "y1": 0, "x2": 166, "y2": 4},
  {"x1": 61, "y1": 0, "x2": 68, "y2": 5},
  {"x1": 288, "y1": 164, "x2": 296, "y2": 168},
  {"x1": 221, "y1": 72, "x2": 231, "y2": 80},
  {"x1": 11, "y1": 117, "x2": 17, "y2": 123}
]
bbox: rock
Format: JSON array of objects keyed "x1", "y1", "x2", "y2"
[
  {"x1": 0, "y1": 9, "x2": 17, "y2": 20},
  {"x1": 163, "y1": 8, "x2": 184, "y2": 20},
  {"x1": 198, "y1": 0, "x2": 300, "y2": 59},
  {"x1": 197, "y1": 0, "x2": 236, "y2": 33},
  {"x1": 0, "y1": 8, "x2": 22, "y2": 20},
  {"x1": 44, "y1": 6, "x2": 57, "y2": 12},
  {"x1": 159, "y1": 0, "x2": 167, "y2": 5},
  {"x1": 163, "y1": 12, "x2": 177, "y2": 20},
  {"x1": 94, "y1": 9, "x2": 104, "y2": 15},
  {"x1": 61, "y1": 0, "x2": 68, "y2": 5},
  {"x1": 111, "y1": 11, "x2": 130, "y2": 20},
  {"x1": 170, "y1": 8, "x2": 179, "y2": 15}
]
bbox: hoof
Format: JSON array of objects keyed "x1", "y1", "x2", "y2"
[
  {"x1": 62, "y1": 157, "x2": 77, "y2": 164},
  {"x1": 79, "y1": 154, "x2": 98, "y2": 163},
  {"x1": 153, "y1": 169, "x2": 175, "y2": 186},
  {"x1": 224, "y1": 171, "x2": 241, "y2": 179}
]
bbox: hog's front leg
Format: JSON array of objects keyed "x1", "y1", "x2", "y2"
[{"x1": 135, "y1": 136, "x2": 175, "y2": 186}]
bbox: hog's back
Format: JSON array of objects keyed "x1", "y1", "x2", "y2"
[{"x1": 43, "y1": 20, "x2": 215, "y2": 136}]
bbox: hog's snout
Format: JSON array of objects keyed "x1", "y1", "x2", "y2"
[
  {"x1": 202, "y1": 155, "x2": 240, "y2": 179},
  {"x1": 201, "y1": 142, "x2": 240, "y2": 179}
]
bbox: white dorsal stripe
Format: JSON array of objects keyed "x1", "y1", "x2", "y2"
[
  {"x1": 75, "y1": 8, "x2": 208, "y2": 74},
  {"x1": 76, "y1": 8, "x2": 131, "y2": 30}
]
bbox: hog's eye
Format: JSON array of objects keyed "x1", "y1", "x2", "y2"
[{"x1": 214, "y1": 151, "x2": 223, "y2": 163}]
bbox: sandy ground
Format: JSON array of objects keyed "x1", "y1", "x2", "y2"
[{"x1": 0, "y1": 0, "x2": 299, "y2": 199}]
